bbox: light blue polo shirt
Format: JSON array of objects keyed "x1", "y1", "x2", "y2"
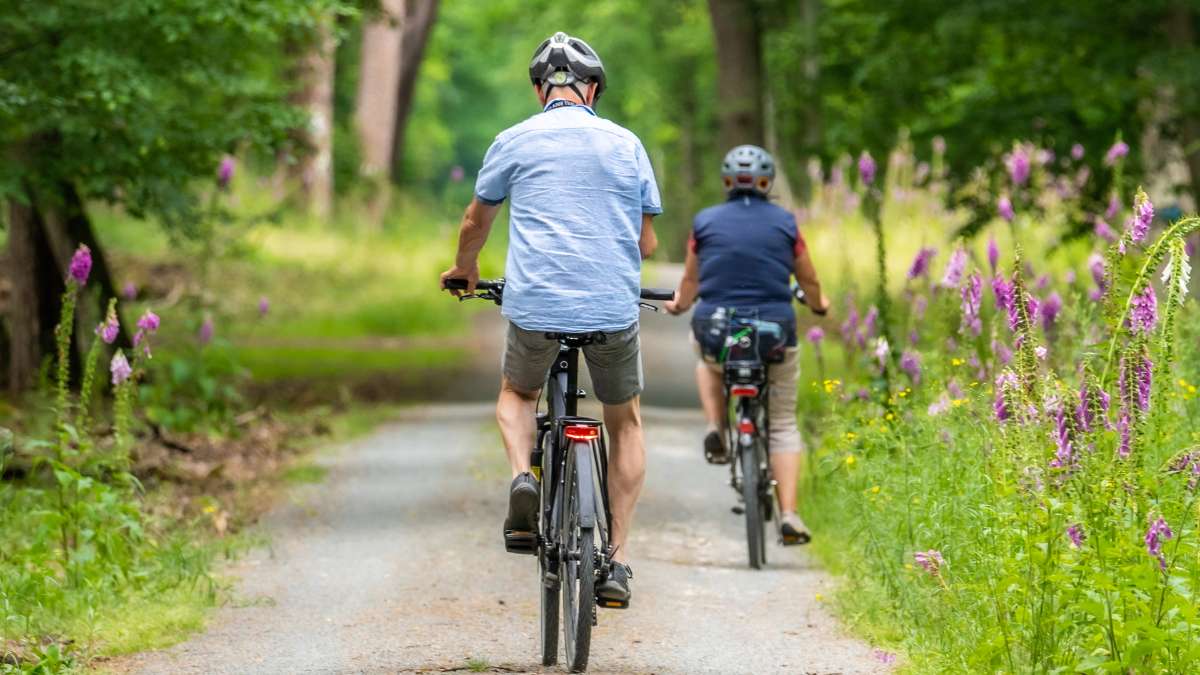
[{"x1": 474, "y1": 100, "x2": 662, "y2": 333}]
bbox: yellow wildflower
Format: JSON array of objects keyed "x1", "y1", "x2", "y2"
[{"x1": 845, "y1": 454, "x2": 857, "y2": 466}]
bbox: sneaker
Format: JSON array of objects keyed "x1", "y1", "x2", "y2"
[
  {"x1": 703, "y1": 430, "x2": 729, "y2": 465},
  {"x1": 503, "y1": 472, "x2": 539, "y2": 554},
  {"x1": 596, "y1": 562, "x2": 632, "y2": 607},
  {"x1": 780, "y1": 512, "x2": 812, "y2": 546}
]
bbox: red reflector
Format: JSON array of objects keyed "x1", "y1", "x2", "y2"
[
  {"x1": 737, "y1": 419, "x2": 755, "y2": 433},
  {"x1": 730, "y1": 385, "x2": 759, "y2": 397},
  {"x1": 564, "y1": 425, "x2": 600, "y2": 441}
]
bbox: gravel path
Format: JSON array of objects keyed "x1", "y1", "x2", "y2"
[{"x1": 117, "y1": 403, "x2": 886, "y2": 675}]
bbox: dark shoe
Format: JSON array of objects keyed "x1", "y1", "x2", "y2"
[
  {"x1": 503, "y1": 472, "x2": 539, "y2": 555},
  {"x1": 703, "y1": 430, "x2": 729, "y2": 465},
  {"x1": 597, "y1": 562, "x2": 632, "y2": 609},
  {"x1": 780, "y1": 513, "x2": 812, "y2": 546}
]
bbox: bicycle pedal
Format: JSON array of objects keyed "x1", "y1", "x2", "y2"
[
  {"x1": 597, "y1": 598, "x2": 629, "y2": 610},
  {"x1": 731, "y1": 504, "x2": 745, "y2": 515},
  {"x1": 503, "y1": 530, "x2": 538, "y2": 555}
]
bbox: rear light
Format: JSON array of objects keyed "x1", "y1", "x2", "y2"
[
  {"x1": 564, "y1": 425, "x2": 600, "y2": 441},
  {"x1": 737, "y1": 419, "x2": 755, "y2": 434},
  {"x1": 730, "y1": 385, "x2": 759, "y2": 397}
]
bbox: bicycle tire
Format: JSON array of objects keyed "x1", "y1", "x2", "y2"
[
  {"x1": 563, "y1": 447, "x2": 596, "y2": 672},
  {"x1": 539, "y1": 439, "x2": 560, "y2": 667},
  {"x1": 741, "y1": 440, "x2": 766, "y2": 569}
]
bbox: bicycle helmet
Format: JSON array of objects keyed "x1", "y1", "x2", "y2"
[
  {"x1": 721, "y1": 145, "x2": 775, "y2": 196},
  {"x1": 529, "y1": 31, "x2": 607, "y2": 106}
]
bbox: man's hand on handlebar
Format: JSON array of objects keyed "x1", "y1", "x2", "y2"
[
  {"x1": 439, "y1": 263, "x2": 479, "y2": 297},
  {"x1": 812, "y1": 293, "x2": 831, "y2": 317}
]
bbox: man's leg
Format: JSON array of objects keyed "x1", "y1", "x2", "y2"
[
  {"x1": 496, "y1": 377, "x2": 538, "y2": 477},
  {"x1": 771, "y1": 451, "x2": 801, "y2": 513},
  {"x1": 602, "y1": 398, "x2": 645, "y2": 564},
  {"x1": 696, "y1": 361, "x2": 726, "y2": 432},
  {"x1": 767, "y1": 348, "x2": 810, "y2": 543}
]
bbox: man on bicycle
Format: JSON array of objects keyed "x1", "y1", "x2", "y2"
[
  {"x1": 440, "y1": 32, "x2": 661, "y2": 605},
  {"x1": 664, "y1": 145, "x2": 827, "y2": 545}
]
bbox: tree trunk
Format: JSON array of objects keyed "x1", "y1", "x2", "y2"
[
  {"x1": 1165, "y1": 4, "x2": 1200, "y2": 207},
  {"x1": 707, "y1": 0, "x2": 765, "y2": 151},
  {"x1": 285, "y1": 17, "x2": 337, "y2": 219},
  {"x1": 355, "y1": 0, "x2": 405, "y2": 181},
  {"x1": 390, "y1": 0, "x2": 439, "y2": 182},
  {"x1": 5, "y1": 193, "x2": 46, "y2": 395}
]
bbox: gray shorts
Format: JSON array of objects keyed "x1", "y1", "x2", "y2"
[{"x1": 502, "y1": 322, "x2": 643, "y2": 405}]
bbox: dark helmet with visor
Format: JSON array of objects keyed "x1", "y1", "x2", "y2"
[
  {"x1": 721, "y1": 145, "x2": 775, "y2": 197},
  {"x1": 529, "y1": 32, "x2": 607, "y2": 106}
]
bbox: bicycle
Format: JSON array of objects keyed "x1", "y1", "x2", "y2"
[{"x1": 443, "y1": 277, "x2": 673, "y2": 673}]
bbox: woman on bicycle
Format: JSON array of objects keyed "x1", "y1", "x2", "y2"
[{"x1": 664, "y1": 144, "x2": 829, "y2": 545}]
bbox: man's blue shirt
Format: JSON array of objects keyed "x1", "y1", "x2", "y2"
[{"x1": 474, "y1": 100, "x2": 662, "y2": 333}]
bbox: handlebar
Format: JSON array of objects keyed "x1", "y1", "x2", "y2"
[{"x1": 443, "y1": 277, "x2": 675, "y2": 305}]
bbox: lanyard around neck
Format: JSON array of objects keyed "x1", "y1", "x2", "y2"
[{"x1": 544, "y1": 98, "x2": 596, "y2": 116}]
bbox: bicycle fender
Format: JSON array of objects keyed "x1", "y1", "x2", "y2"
[{"x1": 573, "y1": 442, "x2": 597, "y2": 529}]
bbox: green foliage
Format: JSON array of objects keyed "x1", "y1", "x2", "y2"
[
  {"x1": 799, "y1": 151, "x2": 1200, "y2": 670},
  {"x1": 0, "y1": 0, "x2": 355, "y2": 229},
  {"x1": 140, "y1": 341, "x2": 246, "y2": 435}
]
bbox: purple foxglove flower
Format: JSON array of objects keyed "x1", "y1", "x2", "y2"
[
  {"x1": 1040, "y1": 292, "x2": 1062, "y2": 330},
  {"x1": 961, "y1": 273, "x2": 983, "y2": 337},
  {"x1": 122, "y1": 281, "x2": 137, "y2": 300},
  {"x1": 1064, "y1": 269, "x2": 1077, "y2": 285},
  {"x1": 994, "y1": 371, "x2": 1017, "y2": 422},
  {"x1": 1145, "y1": 516, "x2": 1173, "y2": 570},
  {"x1": 1094, "y1": 217, "x2": 1117, "y2": 242},
  {"x1": 915, "y1": 161, "x2": 930, "y2": 183},
  {"x1": 992, "y1": 339, "x2": 1013, "y2": 366},
  {"x1": 1071, "y1": 143, "x2": 1085, "y2": 161},
  {"x1": 928, "y1": 394, "x2": 951, "y2": 416},
  {"x1": 932, "y1": 136, "x2": 946, "y2": 155},
  {"x1": 992, "y1": 275, "x2": 1014, "y2": 313},
  {"x1": 900, "y1": 350, "x2": 921, "y2": 383},
  {"x1": 907, "y1": 247, "x2": 938, "y2": 280},
  {"x1": 863, "y1": 306, "x2": 879, "y2": 337},
  {"x1": 217, "y1": 155, "x2": 236, "y2": 189},
  {"x1": 1136, "y1": 354, "x2": 1152, "y2": 412},
  {"x1": 1088, "y1": 254, "x2": 1106, "y2": 288},
  {"x1": 110, "y1": 350, "x2": 132, "y2": 386},
  {"x1": 987, "y1": 236, "x2": 1000, "y2": 274},
  {"x1": 1036, "y1": 148, "x2": 1055, "y2": 166},
  {"x1": 1034, "y1": 274, "x2": 1050, "y2": 291},
  {"x1": 1067, "y1": 524, "x2": 1084, "y2": 548},
  {"x1": 137, "y1": 310, "x2": 160, "y2": 333},
  {"x1": 873, "y1": 337, "x2": 890, "y2": 367},
  {"x1": 1075, "y1": 166, "x2": 1091, "y2": 188},
  {"x1": 449, "y1": 165, "x2": 465, "y2": 182},
  {"x1": 1104, "y1": 141, "x2": 1129, "y2": 166},
  {"x1": 914, "y1": 549, "x2": 945, "y2": 575},
  {"x1": 998, "y1": 195, "x2": 1015, "y2": 222},
  {"x1": 1035, "y1": 345, "x2": 1048, "y2": 360},
  {"x1": 1050, "y1": 404, "x2": 1073, "y2": 468},
  {"x1": 1006, "y1": 148, "x2": 1031, "y2": 186},
  {"x1": 806, "y1": 326, "x2": 825, "y2": 344},
  {"x1": 1105, "y1": 195, "x2": 1121, "y2": 220},
  {"x1": 198, "y1": 316, "x2": 214, "y2": 345},
  {"x1": 909, "y1": 328, "x2": 919, "y2": 345},
  {"x1": 948, "y1": 379, "x2": 964, "y2": 399},
  {"x1": 840, "y1": 304, "x2": 859, "y2": 344},
  {"x1": 914, "y1": 294, "x2": 928, "y2": 320},
  {"x1": 941, "y1": 248, "x2": 967, "y2": 288},
  {"x1": 258, "y1": 296, "x2": 270, "y2": 317},
  {"x1": 1129, "y1": 284, "x2": 1158, "y2": 334},
  {"x1": 873, "y1": 649, "x2": 897, "y2": 665},
  {"x1": 95, "y1": 311, "x2": 120, "y2": 345},
  {"x1": 1118, "y1": 410, "x2": 1132, "y2": 458},
  {"x1": 858, "y1": 151, "x2": 876, "y2": 186},
  {"x1": 69, "y1": 244, "x2": 92, "y2": 285},
  {"x1": 1129, "y1": 190, "x2": 1154, "y2": 243}
]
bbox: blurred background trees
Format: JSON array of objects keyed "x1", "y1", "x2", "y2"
[{"x1": 5, "y1": 0, "x2": 1200, "y2": 395}]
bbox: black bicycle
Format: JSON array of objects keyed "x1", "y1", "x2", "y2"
[{"x1": 444, "y1": 277, "x2": 672, "y2": 673}]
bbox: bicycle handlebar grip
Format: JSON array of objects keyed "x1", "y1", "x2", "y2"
[
  {"x1": 443, "y1": 278, "x2": 470, "y2": 291},
  {"x1": 443, "y1": 278, "x2": 503, "y2": 291},
  {"x1": 639, "y1": 288, "x2": 675, "y2": 301}
]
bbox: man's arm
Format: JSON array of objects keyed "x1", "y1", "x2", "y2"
[
  {"x1": 664, "y1": 246, "x2": 700, "y2": 315},
  {"x1": 639, "y1": 213, "x2": 658, "y2": 259},
  {"x1": 794, "y1": 245, "x2": 830, "y2": 314},
  {"x1": 439, "y1": 198, "x2": 502, "y2": 294}
]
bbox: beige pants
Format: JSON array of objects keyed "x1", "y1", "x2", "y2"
[{"x1": 696, "y1": 344, "x2": 802, "y2": 454}]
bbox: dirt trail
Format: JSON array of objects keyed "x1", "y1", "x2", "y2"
[{"x1": 117, "y1": 405, "x2": 885, "y2": 674}]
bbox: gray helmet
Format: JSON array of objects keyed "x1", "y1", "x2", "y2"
[
  {"x1": 721, "y1": 145, "x2": 775, "y2": 196},
  {"x1": 529, "y1": 32, "x2": 607, "y2": 106}
]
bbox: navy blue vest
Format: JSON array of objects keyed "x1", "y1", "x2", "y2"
[{"x1": 692, "y1": 194, "x2": 798, "y2": 345}]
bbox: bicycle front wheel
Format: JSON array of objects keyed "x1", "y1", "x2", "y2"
[
  {"x1": 562, "y1": 446, "x2": 596, "y2": 672},
  {"x1": 740, "y1": 440, "x2": 767, "y2": 569}
]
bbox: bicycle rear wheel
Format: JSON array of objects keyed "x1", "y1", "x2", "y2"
[
  {"x1": 562, "y1": 446, "x2": 596, "y2": 672},
  {"x1": 740, "y1": 440, "x2": 767, "y2": 569}
]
